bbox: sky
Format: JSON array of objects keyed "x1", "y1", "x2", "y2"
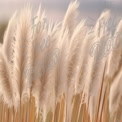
[{"x1": 0, "y1": 0, "x2": 122, "y2": 22}]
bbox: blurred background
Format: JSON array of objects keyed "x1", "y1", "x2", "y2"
[{"x1": 0, "y1": 0, "x2": 122, "y2": 43}]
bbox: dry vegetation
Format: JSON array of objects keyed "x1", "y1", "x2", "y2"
[
  {"x1": 0, "y1": 1, "x2": 122, "y2": 122},
  {"x1": 0, "y1": 22, "x2": 7, "y2": 43}
]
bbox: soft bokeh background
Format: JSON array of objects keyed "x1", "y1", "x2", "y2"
[{"x1": 0, "y1": 0, "x2": 122, "y2": 42}]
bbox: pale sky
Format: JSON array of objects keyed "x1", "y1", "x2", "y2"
[{"x1": 0, "y1": 0, "x2": 122, "y2": 22}]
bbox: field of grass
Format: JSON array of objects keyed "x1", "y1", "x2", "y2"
[{"x1": 0, "y1": 1, "x2": 122, "y2": 122}]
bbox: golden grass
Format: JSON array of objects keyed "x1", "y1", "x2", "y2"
[{"x1": 0, "y1": 1, "x2": 122, "y2": 122}]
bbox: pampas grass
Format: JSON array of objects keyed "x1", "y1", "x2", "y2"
[{"x1": 0, "y1": 1, "x2": 122, "y2": 122}]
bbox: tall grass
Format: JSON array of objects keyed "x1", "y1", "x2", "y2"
[{"x1": 0, "y1": 1, "x2": 122, "y2": 122}]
